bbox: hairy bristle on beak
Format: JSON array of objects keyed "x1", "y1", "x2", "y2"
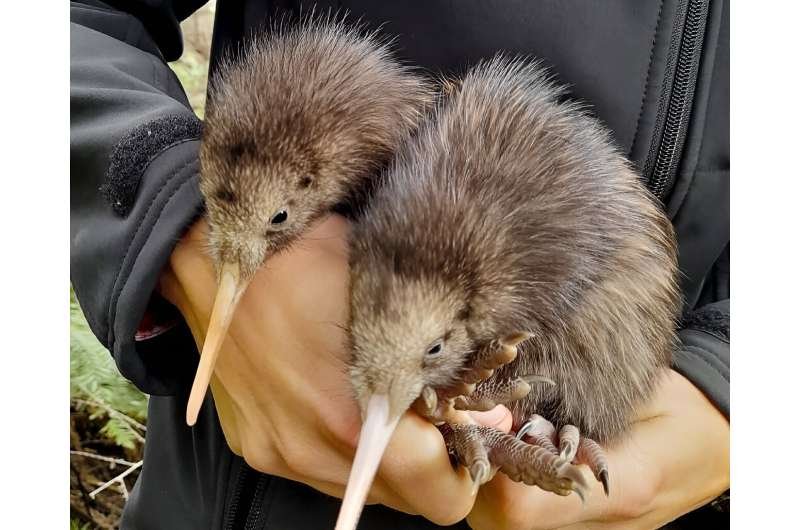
[
  {"x1": 185, "y1": 262, "x2": 247, "y2": 425},
  {"x1": 335, "y1": 394, "x2": 401, "y2": 530}
]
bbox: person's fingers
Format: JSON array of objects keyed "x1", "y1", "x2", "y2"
[
  {"x1": 469, "y1": 371, "x2": 729, "y2": 530},
  {"x1": 610, "y1": 371, "x2": 728, "y2": 526},
  {"x1": 469, "y1": 398, "x2": 668, "y2": 529},
  {"x1": 169, "y1": 214, "x2": 477, "y2": 520},
  {"x1": 469, "y1": 405, "x2": 513, "y2": 432},
  {"x1": 379, "y1": 412, "x2": 478, "y2": 525}
]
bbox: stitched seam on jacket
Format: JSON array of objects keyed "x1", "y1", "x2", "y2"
[
  {"x1": 686, "y1": 327, "x2": 730, "y2": 345},
  {"x1": 110, "y1": 169, "x2": 200, "y2": 351},
  {"x1": 675, "y1": 348, "x2": 729, "y2": 418},
  {"x1": 106, "y1": 157, "x2": 197, "y2": 346},
  {"x1": 682, "y1": 344, "x2": 729, "y2": 383},
  {"x1": 629, "y1": 0, "x2": 666, "y2": 156},
  {"x1": 72, "y1": 4, "x2": 121, "y2": 16}
]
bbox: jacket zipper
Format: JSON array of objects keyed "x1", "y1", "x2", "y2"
[
  {"x1": 224, "y1": 465, "x2": 270, "y2": 530},
  {"x1": 223, "y1": 465, "x2": 249, "y2": 530},
  {"x1": 243, "y1": 475, "x2": 270, "y2": 529},
  {"x1": 644, "y1": 0, "x2": 710, "y2": 200}
]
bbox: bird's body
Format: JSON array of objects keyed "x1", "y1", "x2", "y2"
[
  {"x1": 185, "y1": 18, "x2": 432, "y2": 425},
  {"x1": 337, "y1": 57, "x2": 680, "y2": 529},
  {"x1": 349, "y1": 57, "x2": 679, "y2": 443}
]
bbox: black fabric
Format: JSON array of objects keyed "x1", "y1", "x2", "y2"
[
  {"x1": 100, "y1": 0, "x2": 210, "y2": 61},
  {"x1": 674, "y1": 299, "x2": 730, "y2": 417},
  {"x1": 682, "y1": 301, "x2": 730, "y2": 342},
  {"x1": 70, "y1": 0, "x2": 729, "y2": 528},
  {"x1": 102, "y1": 115, "x2": 203, "y2": 215}
]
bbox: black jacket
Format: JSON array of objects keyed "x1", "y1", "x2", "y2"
[{"x1": 70, "y1": 1, "x2": 730, "y2": 528}]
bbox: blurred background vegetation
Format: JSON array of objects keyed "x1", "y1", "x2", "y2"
[{"x1": 70, "y1": 3, "x2": 215, "y2": 528}]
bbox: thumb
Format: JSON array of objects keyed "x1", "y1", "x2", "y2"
[{"x1": 468, "y1": 405, "x2": 513, "y2": 433}]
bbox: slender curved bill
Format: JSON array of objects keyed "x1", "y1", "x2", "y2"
[
  {"x1": 185, "y1": 263, "x2": 247, "y2": 426},
  {"x1": 335, "y1": 394, "x2": 401, "y2": 530}
]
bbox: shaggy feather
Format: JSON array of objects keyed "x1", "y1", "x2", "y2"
[
  {"x1": 348, "y1": 57, "x2": 680, "y2": 443},
  {"x1": 200, "y1": 17, "x2": 433, "y2": 277}
]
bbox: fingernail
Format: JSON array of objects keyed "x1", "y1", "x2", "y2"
[{"x1": 468, "y1": 406, "x2": 512, "y2": 429}]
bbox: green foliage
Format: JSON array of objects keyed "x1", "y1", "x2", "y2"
[
  {"x1": 70, "y1": 519, "x2": 92, "y2": 530},
  {"x1": 70, "y1": 288, "x2": 148, "y2": 448}
]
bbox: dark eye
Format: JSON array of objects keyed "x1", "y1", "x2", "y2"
[
  {"x1": 270, "y1": 210, "x2": 288, "y2": 225},
  {"x1": 213, "y1": 187, "x2": 236, "y2": 203},
  {"x1": 426, "y1": 341, "x2": 443, "y2": 356}
]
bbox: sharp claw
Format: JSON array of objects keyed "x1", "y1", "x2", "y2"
[
  {"x1": 421, "y1": 386, "x2": 437, "y2": 411},
  {"x1": 599, "y1": 469, "x2": 610, "y2": 496},
  {"x1": 470, "y1": 460, "x2": 490, "y2": 488},
  {"x1": 469, "y1": 480, "x2": 480, "y2": 498},
  {"x1": 522, "y1": 375, "x2": 555, "y2": 387},
  {"x1": 556, "y1": 460, "x2": 591, "y2": 500},
  {"x1": 559, "y1": 441, "x2": 577, "y2": 462},
  {"x1": 558, "y1": 425, "x2": 580, "y2": 462},
  {"x1": 573, "y1": 483, "x2": 587, "y2": 505},
  {"x1": 453, "y1": 396, "x2": 469, "y2": 410},
  {"x1": 510, "y1": 378, "x2": 532, "y2": 401},
  {"x1": 501, "y1": 331, "x2": 534, "y2": 347},
  {"x1": 515, "y1": 420, "x2": 534, "y2": 440},
  {"x1": 413, "y1": 386, "x2": 441, "y2": 421},
  {"x1": 498, "y1": 344, "x2": 518, "y2": 364},
  {"x1": 453, "y1": 381, "x2": 476, "y2": 396},
  {"x1": 463, "y1": 367, "x2": 494, "y2": 384}
]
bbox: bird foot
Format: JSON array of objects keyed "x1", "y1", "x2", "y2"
[
  {"x1": 411, "y1": 331, "x2": 602, "y2": 501},
  {"x1": 412, "y1": 331, "x2": 548, "y2": 424},
  {"x1": 517, "y1": 415, "x2": 610, "y2": 496},
  {"x1": 413, "y1": 372, "x2": 553, "y2": 425},
  {"x1": 441, "y1": 423, "x2": 591, "y2": 500},
  {"x1": 453, "y1": 375, "x2": 554, "y2": 411}
]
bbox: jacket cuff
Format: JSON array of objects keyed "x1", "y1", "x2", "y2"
[
  {"x1": 672, "y1": 300, "x2": 730, "y2": 418},
  {"x1": 108, "y1": 139, "x2": 204, "y2": 395}
]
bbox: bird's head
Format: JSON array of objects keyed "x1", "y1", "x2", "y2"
[
  {"x1": 348, "y1": 274, "x2": 476, "y2": 418},
  {"x1": 186, "y1": 129, "x2": 335, "y2": 426},
  {"x1": 200, "y1": 139, "x2": 331, "y2": 281},
  {"x1": 334, "y1": 268, "x2": 479, "y2": 530}
]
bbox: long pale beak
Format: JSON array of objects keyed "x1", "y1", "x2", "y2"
[
  {"x1": 185, "y1": 263, "x2": 247, "y2": 426},
  {"x1": 335, "y1": 394, "x2": 401, "y2": 530}
]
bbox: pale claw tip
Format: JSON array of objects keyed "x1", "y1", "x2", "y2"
[
  {"x1": 573, "y1": 484, "x2": 588, "y2": 506},
  {"x1": 470, "y1": 460, "x2": 490, "y2": 493},
  {"x1": 523, "y1": 375, "x2": 555, "y2": 387}
]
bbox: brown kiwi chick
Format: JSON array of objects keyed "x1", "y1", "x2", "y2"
[
  {"x1": 186, "y1": 18, "x2": 432, "y2": 425},
  {"x1": 335, "y1": 57, "x2": 680, "y2": 530}
]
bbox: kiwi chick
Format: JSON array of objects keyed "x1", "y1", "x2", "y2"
[
  {"x1": 335, "y1": 56, "x2": 680, "y2": 529},
  {"x1": 185, "y1": 18, "x2": 432, "y2": 426}
]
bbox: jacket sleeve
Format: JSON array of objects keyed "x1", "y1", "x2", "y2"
[
  {"x1": 672, "y1": 298, "x2": 730, "y2": 418},
  {"x1": 71, "y1": 1, "x2": 208, "y2": 395}
]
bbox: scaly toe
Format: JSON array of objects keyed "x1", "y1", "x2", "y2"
[
  {"x1": 558, "y1": 425, "x2": 580, "y2": 462},
  {"x1": 516, "y1": 415, "x2": 559, "y2": 455},
  {"x1": 575, "y1": 436, "x2": 611, "y2": 496}
]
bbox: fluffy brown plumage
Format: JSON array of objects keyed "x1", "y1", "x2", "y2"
[
  {"x1": 185, "y1": 18, "x2": 432, "y2": 427},
  {"x1": 347, "y1": 56, "x2": 681, "y2": 444},
  {"x1": 200, "y1": 18, "x2": 432, "y2": 279}
]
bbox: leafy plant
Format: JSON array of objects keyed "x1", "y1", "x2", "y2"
[
  {"x1": 70, "y1": 288, "x2": 148, "y2": 449},
  {"x1": 70, "y1": 519, "x2": 92, "y2": 530}
]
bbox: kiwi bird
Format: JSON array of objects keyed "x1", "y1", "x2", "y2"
[
  {"x1": 187, "y1": 18, "x2": 432, "y2": 425},
  {"x1": 335, "y1": 57, "x2": 680, "y2": 530}
]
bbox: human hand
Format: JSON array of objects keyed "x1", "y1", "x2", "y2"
[
  {"x1": 159, "y1": 214, "x2": 509, "y2": 525},
  {"x1": 466, "y1": 369, "x2": 730, "y2": 530}
]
